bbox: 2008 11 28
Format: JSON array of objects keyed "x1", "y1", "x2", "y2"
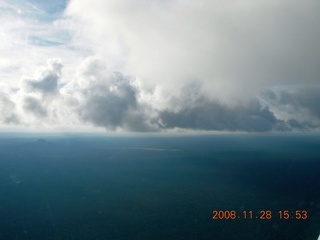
[{"x1": 212, "y1": 210, "x2": 308, "y2": 220}]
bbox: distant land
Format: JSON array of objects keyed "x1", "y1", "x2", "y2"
[{"x1": 0, "y1": 133, "x2": 319, "y2": 239}]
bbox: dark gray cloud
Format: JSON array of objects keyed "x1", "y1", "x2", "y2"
[
  {"x1": 152, "y1": 82, "x2": 290, "y2": 132},
  {"x1": 285, "y1": 119, "x2": 315, "y2": 130},
  {"x1": 261, "y1": 86, "x2": 320, "y2": 130},
  {"x1": 158, "y1": 96, "x2": 287, "y2": 132},
  {"x1": 279, "y1": 87, "x2": 320, "y2": 118}
]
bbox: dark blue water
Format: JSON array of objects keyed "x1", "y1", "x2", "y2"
[{"x1": 0, "y1": 134, "x2": 319, "y2": 239}]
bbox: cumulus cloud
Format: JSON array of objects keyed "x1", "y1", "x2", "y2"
[
  {"x1": 20, "y1": 59, "x2": 62, "y2": 95},
  {"x1": 0, "y1": 56, "x2": 320, "y2": 132},
  {"x1": 66, "y1": 56, "x2": 156, "y2": 131},
  {"x1": 65, "y1": 0, "x2": 320, "y2": 103},
  {"x1": 0, "y1": 58, "x2": 75, "y2": 129},
  {"x1": 72, "y1": 57, "x2": 151, "y2": 130}
]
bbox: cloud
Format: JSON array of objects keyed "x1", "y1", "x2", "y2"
[
  {"x1": 14, "y1": 59, "x2": 64, "y2": 127},
  {"x1": 157, "y1": 82, "x2": 288, "y2": 132},
  {"x1": 0, "y1": 57, "x2": 320, "y2": 132},
  {"x1": 65, "y1": 0, "x2": 320, "y2": 103},
  {"x1": 261, "y1": 86, "x2": 320, "y2": 130},
  {"x1": 0, "y1": 58, "x2": 77, "y2": 129},
  {"x1": 1, "y1": 0, "x2": 320, "y2": 133},
  {"x1": 76, "y1": 57, "x2": 138, "y2": 129},
  {"x1": 62, "y1": 56, "x2": 157, "y2": 131},
  {"x1": 20, "y1": 59, "x2": 62, "y2": 95},
  {"x1": 0, "y1": 0, "x2": 87, "y2": 88},
  {"x1": 279, "y1": 87, "x2": 320, "y2": 119},
  {"x1": 0, "y1": 92, "x2": 19, "y2": 124},
  {"x1": 22, "y1": 96, "x2": 47, "y2": 117}
]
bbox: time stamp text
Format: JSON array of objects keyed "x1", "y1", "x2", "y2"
[{"x1": 212, "y1": 210, "x2": 308, "y2": 220}]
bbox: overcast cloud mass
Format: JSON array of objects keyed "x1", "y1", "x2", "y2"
[{"x1": 0, "y1": 0, "x2": 319, "y2": 132}]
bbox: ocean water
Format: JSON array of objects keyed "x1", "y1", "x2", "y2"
[{"x1": 0, "y1": 134, "x2": 319, "y2": 239}]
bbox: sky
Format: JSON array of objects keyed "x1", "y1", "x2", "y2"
[{"x1": 0, "y1": 0, "x2": 320, "y2": 133}]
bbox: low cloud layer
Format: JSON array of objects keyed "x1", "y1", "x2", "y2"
[
  {"x1": 261, "y1": 87, "x2": 320, "y2": 130},
  {"x1": 159, "y1": 99, "x2": 286, "y2": 132},
  {"x1": 0, "y1": 57, "x2": 319, "y2": 132}
]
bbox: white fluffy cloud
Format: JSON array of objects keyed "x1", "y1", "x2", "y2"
[
  {"x1": 20, "y1": 59, "x2": 62, "y2": 95},
  {"x1": 0, "y1": 0, "x2": 88, "y2": 87},
  {"x1": 65, "y1": 0, "x2": 320, "y2": 103}
]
